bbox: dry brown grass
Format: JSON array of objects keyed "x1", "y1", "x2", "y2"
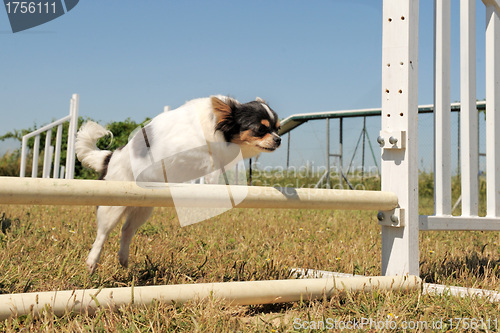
[{"x1": 1, "y1": 202, "x2": 500, "y2": 331}]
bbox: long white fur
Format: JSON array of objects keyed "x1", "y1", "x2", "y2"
[
  {"x1": 75, "y1": 122, "x2": 113, "y2": 173},
  {"x1": 75, "y1": 95, "x2": 264, "y2": 273}
]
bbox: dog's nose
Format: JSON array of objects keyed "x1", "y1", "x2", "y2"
[{"x1": 274, "y1": 136, "x2": 281, "y2": 146}]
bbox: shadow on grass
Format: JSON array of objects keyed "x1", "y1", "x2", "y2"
[
  {"x1": 106, "y1": 256, "x2": 295, "y2": 288},
  {"x1": 420, "y1": 250, "x2": 500, "y2": 285}
]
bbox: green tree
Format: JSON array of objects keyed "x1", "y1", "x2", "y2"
[{"x1": 0, "y1": 151, "x2": 22, "y2": 177}]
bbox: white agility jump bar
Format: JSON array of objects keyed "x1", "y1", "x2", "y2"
[
  {"x1": 0, "y1": 177, "x2": 398, "y2": 211},
  {"x1": 0, "y1": 275, "x2": 420, "y2": 320}
]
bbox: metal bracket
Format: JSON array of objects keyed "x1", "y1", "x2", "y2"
[
  {"x1": 377, "y1": 208, "x2": 405, "y2": 227},
  {"x1": 377, "y1": 130, "x2": 406, "y2": 150}
]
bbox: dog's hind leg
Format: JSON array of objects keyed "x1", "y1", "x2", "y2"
[
  {"x1": 86, "y1": 205, "x2": 127, "y2": 274},
  {"x1": 118, "y1": 207, "x2": 154, "y2": 268}
]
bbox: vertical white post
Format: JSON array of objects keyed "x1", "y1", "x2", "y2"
[
  {"x1": 460, "y1": 0, "x2": 479, "y2": 217},
  {"x1": 380, "y1": 0, "x2": 420, "y2": 276},
  {"x1": 484, "y1": 2, "x2": 500, "y2": 217},
  {"x1": 65, "y1": 94, "x2": 79, "y2": 179},
  {"x1": 20, "y1": 136, "x2": 28, "y2": 177},
  {"x1": 53, "y1": 124, "x2": 63, "y2": 179},
  {"x1": 286, "y1": 132, "x2": 291, "y2": 169},
  {"x1": 42, "y1": 130, "x2": 52, "y2": 178},
  {"x1": 434, "y1": 0, "x2": 452, "y2": 216},
  {"x1": 31, "y1": 135, "x2": 40, "y2": 178},
  {"x1": 326, "y1": 118, "x2": 330, "y2": 189},
  {"x1": 339, "y1": 117, "x2": 343, "y2": 188},
  {"x1": 46, "y1": 146, "x2": 54, "y2": 178}
]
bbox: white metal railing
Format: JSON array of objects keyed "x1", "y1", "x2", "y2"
[
  {"x1": 19, "y1": 94, "x2": 79, "y2": 179},
  {"x1": 420, "y1": 0, "x2": 500, "y2": 230}
]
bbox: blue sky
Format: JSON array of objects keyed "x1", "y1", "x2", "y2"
[{"x1": 0, "y1": 1, "x2": 488, "y2": 171}]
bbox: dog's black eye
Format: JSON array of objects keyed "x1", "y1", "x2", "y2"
[{"x1": 255, "y1": 125, "x2": 268, "y2": 136}]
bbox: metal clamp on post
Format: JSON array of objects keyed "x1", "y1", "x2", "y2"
[
  {"x1": 377, "y1": 208, "x2": 405, "y2": 227},
  {"x1": 377, "y1": 130, "x2": 406, "y2": 150}
]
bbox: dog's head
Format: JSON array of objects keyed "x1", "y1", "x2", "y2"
[{"x1": 212, "y1": 96, "x2": 281, "y2": 153}]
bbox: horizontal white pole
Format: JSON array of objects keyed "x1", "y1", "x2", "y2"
[
  {"x1": 293, "y1": 268, "x2": 500, "y2": 303},
  {"x1": 0, "y1": 275, "x2": 421, "y2": 320},
  {"x1": 21, "y1": 115, "x2": 72, "y2": 140},
  {"x1": 424, "y1": 283, "x2": 500, "y2": 302},
  {"x1": 420, "y1": 215, "x2": 500, "y2": 230},
  {"x1": 0, "y1": 177, "x2": 398, "y2": 211}
]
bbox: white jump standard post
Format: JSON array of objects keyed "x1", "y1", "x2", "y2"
[
  {"x1": 485, "y1": 0, "x2": 500, "y2": 217},
  {"x1": 378, "y1": 0, "x2": 419, "y2": 276}
]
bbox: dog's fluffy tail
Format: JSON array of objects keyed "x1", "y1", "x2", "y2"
[{"x1": 75, "y1": 121, "x2": 113, "y2": 173}]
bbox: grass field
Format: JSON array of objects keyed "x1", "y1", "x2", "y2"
[{"x1": 1, "y1": 173, "x2": 500, "y2": 331}]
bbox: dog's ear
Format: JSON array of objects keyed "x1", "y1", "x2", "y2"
[
  {"x1": 256, "y1": 97, "x2": 266, "y2": 103},
  {"x1": 211, "y1": 96, "x2": 232, "y2": 122},
  {"x1": 212, "y1": 97, "x2": 237, "y2": 140}
]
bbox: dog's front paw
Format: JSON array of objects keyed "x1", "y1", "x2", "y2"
[
  {"x1": 118, "y1": 253, "x2": 129, "y2": 268},
  {"x1": 86, "y1": 260, "x2": 97, "y2": 274},
  {"x1": 86, "y1": 253, "x2": 100, "y2": 274}
]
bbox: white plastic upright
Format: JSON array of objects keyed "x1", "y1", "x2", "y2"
[
  {"x1": 380, "y1": 0, "x2": 420, "y2": 276},
  {"x1": 434, "y1": 0, "x2": 452, "y2": 216},
  {"x1": 460, "y1": 0, "x2": 479, "y2": 217},
  {"x1": 484, "y1": 1, "x2": 500, "y2": 217},
  {"x1": 65, "y1": 94, "x2": 79, "y2": 179}
]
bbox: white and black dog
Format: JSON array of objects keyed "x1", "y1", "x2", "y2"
[{"x1": 76, "y1": 96, "x2": 280, "y2": 273}]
